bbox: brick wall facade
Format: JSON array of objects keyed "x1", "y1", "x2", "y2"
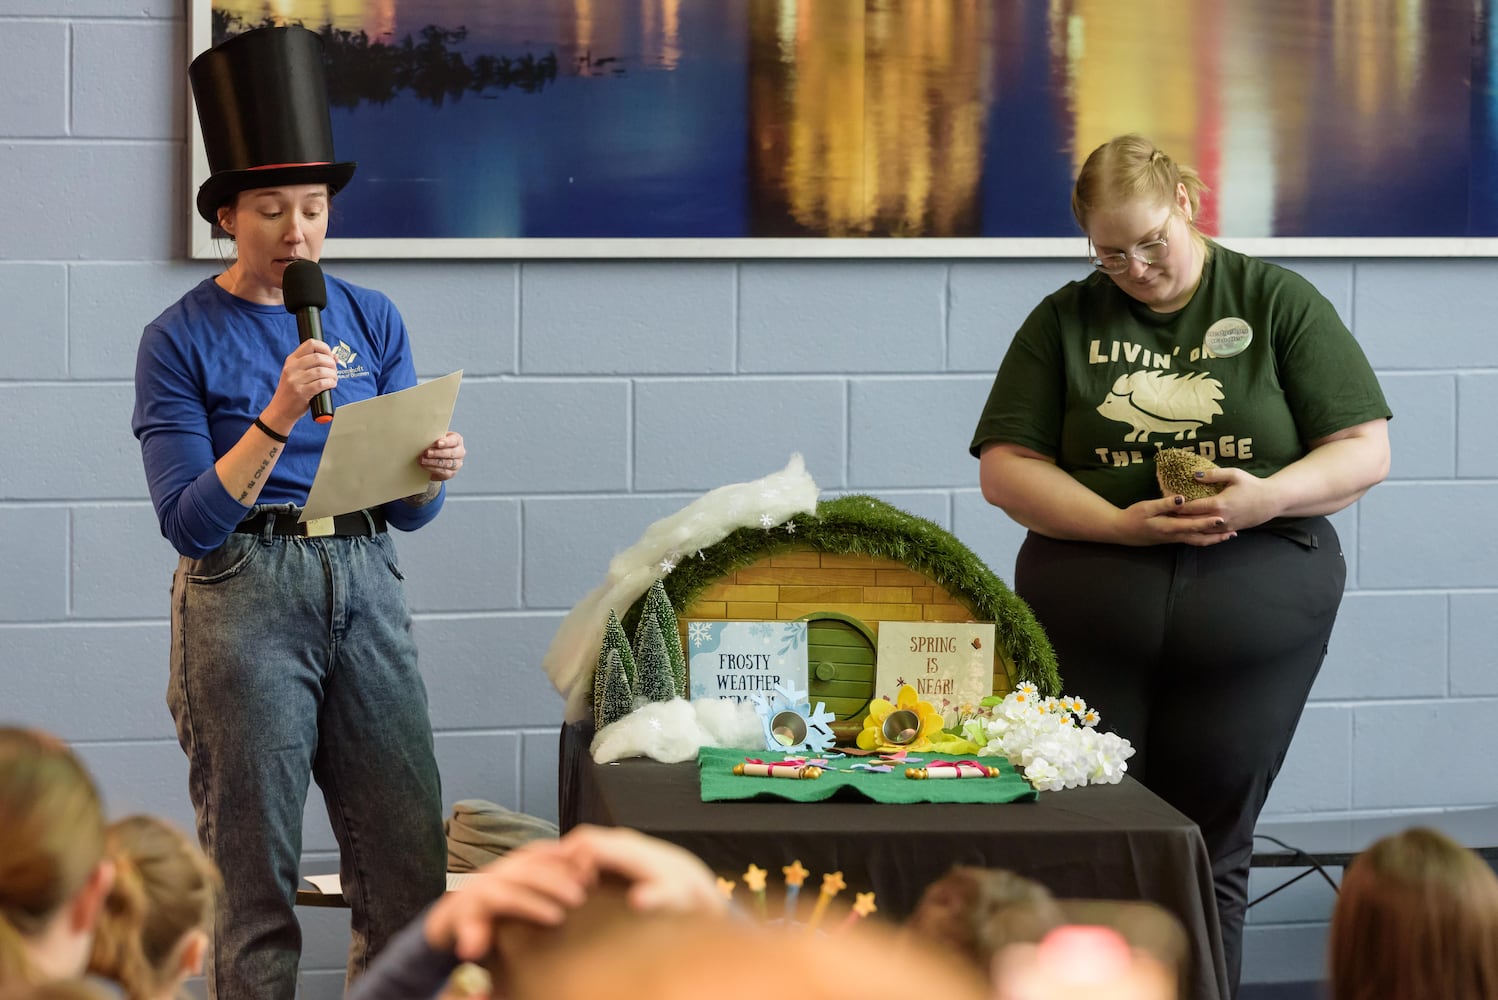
[{"x1": 681, "y1": 549, "x2": 1014, "y2": 710}]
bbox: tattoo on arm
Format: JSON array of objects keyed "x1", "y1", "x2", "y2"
[
  {"x1": 236, "y1": 447, "x2": 278, "y2": 502},
  {"x1": 403, "y1": 480, "x2": 442, "y2": 507}
]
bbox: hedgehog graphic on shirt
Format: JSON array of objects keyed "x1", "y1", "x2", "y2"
[{"x1": 1096, "y1": 370, "x2": 1224, "y2": 443}]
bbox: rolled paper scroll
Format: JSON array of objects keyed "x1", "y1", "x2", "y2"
[
  {"x1": 905, "y1": 763, "x2": 1000, "y2": 779},
  {"x1": 734, "y1": 762, "x2": 823, "y2": 779}
]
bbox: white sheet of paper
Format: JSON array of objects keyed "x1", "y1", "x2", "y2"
[
  {"x1": 302, "y1": 873, "x2": 343, "y2": 895},
  {"x1": 299, "y1": 370, "x2": 463, "y2": 523},
  {"x1": 303, "y1": 872, "x2": 473, "y2": 895}
]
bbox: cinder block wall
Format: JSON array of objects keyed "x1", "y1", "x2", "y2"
[{"x1": 3, "y1": 6, "x2": 1497, "y2": 994}]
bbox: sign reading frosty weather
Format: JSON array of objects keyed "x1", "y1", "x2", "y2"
[{"x1": 686, "y1": 620, "x2": 809, "y2": 705}]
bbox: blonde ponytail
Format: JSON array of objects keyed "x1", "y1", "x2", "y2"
[
  {"x1": 86, "y1": 848, "x2": 153, "y2": 999},
  {"x1": 87, "y1": 817, "x2": 220, "y2": 1000},
  {"x1": 0, "y1": 912, "x2": 38, "y2": 986},
  {"x1": 1071, "y1": 134, "x2": 1210, "y2": 234},
  {"x1": 0, "y1": 728, "x2": 105, "y2": 987}
]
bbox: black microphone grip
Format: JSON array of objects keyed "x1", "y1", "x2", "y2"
[
  {"x1": 294, "y1": 308, "x2": 335, "y2": 424},
  {"x1": 282, "y1": 259, "x2": 334, "y2": 424}
]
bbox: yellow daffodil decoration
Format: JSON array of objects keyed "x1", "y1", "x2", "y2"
[{"x1": 857, "y1": 684, "x2": 947, "y2": 751}]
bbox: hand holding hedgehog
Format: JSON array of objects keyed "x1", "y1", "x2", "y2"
[{"x1": 1154, "y1": 447, "x2": 1226, "y2": 501}]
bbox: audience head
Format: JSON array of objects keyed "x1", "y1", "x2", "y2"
[
  {"x1": 0, "y1": 728, "x2": 112, "y2": 986},
  {"x1": 493, "y1": 879, "x2": 990, "y2": 1000},
  {"x1": 993, "y1": 923, "x2": 1177, "y2": 1000},
  {"x1": 88, "y1": 816, "x2": 220, "y2": 1000},
  {"x1": 1329, "y1": 826, "x2": 1498, "y2": 1000},
  {"x1": 904, "y1": 866, "x2": 1065, "y2": 971},
  {"x1": 1055, "y1": 898, "x2": 1188, "y2": 998}
]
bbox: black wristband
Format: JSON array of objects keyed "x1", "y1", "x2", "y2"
[{"x1": 253, "y1": 417, "x2": 289, "y2": 444}]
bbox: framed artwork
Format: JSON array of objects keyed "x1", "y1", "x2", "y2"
[{"x1": 189, "y1": 0, "x2": 1498, "y2": 259}]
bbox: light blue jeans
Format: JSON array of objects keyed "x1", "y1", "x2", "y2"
[{"x1": 166, "y1": 505, "x2": 445, "y2": 999}]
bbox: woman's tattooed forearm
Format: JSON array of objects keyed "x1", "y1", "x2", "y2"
[{"x1": 237, "y1": 446, "x2": 278, "y2": 502}]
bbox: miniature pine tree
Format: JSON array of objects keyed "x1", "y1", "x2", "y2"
[
  {"x1": 599, "y1": 608, "x2": 637, "y2": 693},
  {"x1": 593, "y1": 610, "x2": 638, "y2": 730},
  {"x1": 643, "y1": 579, "x2": 688, "y2": 698},
  {"x1": 634, "y1": 612, "x2": 676, "y2": 704},
  {"x1": 593, "y1": 647, "x2": 634, "y2": 730}
]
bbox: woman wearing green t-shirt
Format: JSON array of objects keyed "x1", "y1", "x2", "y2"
[{"x1": 971, "y1": 134, "x2": 1391, "y2": 998}]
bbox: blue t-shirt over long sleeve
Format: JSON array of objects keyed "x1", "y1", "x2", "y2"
[{"x1": 134, "y1": 274, "x2": 444, "y2": 557}]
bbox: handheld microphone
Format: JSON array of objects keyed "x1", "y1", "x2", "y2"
[{"x1": 282, "y1": 259, "x2": 334, "y2": 424}]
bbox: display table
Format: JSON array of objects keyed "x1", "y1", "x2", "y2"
[
  {"x1": 558, "y1": 722, "x2": 1229, "y2": 1000},
  {"x1": 1253, "y1": 806, "x2": 1498, "y2": 868}
]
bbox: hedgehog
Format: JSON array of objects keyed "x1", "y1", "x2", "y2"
[{"x1": 1155, "y1": 447, "x2": 1225, "y2": 501}]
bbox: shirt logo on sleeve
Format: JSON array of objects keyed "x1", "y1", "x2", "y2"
[{"x1": 332, "y1": 341, "x2": 370, "y2": 380}]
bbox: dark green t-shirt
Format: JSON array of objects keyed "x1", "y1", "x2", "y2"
[{"x1": 970, "y1": 242, "x2": 1391, "y2": 508}]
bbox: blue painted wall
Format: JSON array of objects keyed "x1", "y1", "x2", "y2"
[{"x1": 2, "y1": 5, "x2": 1495, "y2": 995}]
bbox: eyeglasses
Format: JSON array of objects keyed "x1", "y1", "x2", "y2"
[{"x1": 1089, "y1": 225, "x2": 1172, "y2": 274}]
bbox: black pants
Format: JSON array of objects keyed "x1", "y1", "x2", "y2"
[{"x1": 1015, "y1": 518, "x2": 1344, "y2": 998}]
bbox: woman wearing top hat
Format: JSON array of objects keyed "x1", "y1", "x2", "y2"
[{"x1": 132, "y1": 26, "x2": 461, "y2": 999}]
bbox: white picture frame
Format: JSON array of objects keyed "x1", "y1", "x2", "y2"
[{"x1": 189, "y1": 2, "x2": 1498, "y2": 260}]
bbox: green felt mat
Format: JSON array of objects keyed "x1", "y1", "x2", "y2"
[{"x1": 698, "y1": 747, "x2": 1038, "y2": 804}]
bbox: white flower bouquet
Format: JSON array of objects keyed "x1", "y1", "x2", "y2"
[{"x1": 955, "y1": 683, "x2": 1135, "y2": 792}]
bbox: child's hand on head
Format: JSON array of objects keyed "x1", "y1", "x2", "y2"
[
  {"x1": 560, "y1": 825, "x2": 725, "y2": 915},
  {"x1": 425, "y1": 840, "x2": 591, "y2": 962}
]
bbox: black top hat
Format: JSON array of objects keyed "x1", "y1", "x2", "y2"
[{"x1": 189, "y1": 26, "x2": 357, "y2": 225}]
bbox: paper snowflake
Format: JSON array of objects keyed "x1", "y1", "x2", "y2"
[{"x1": 748, "y1": 682, "x2": 836, "y2": 755}]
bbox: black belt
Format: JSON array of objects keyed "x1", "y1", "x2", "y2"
[{"x1": 235, "y1": 509, "x2": 386, "y2": 538}]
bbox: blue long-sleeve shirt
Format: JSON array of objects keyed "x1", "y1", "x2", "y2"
[{"x1": 134, "y1": 275, "x2": 444, "y2": 557}]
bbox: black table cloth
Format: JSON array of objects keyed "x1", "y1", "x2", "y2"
[{"x1": 559, "y1": 722, "x2": 1229, "y2": 1000}]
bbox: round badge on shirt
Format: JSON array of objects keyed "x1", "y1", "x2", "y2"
[{"x1": 1203, "y1": 317, "x2": 1253, "y2": 358}]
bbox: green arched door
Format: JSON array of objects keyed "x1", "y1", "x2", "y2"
[{"x1": 801, "y1": 611, "x2": 877, "y2": 727}]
